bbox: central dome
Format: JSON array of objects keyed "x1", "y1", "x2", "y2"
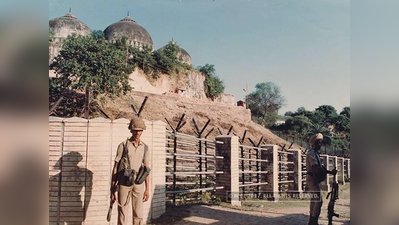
[{"x1": 104, "y1": 16, "x2": 154, "y2": 49}]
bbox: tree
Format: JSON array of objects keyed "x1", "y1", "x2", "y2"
[
  {"x1": 50, "y1": 33, "x2": 133, "y2": 118},
  {"x1": 315, "y1": 105, "x2": 338, "y2": 126},
  {"x1": 198, "y1": 64, "x2": 225, "y2": 99},
  {"x1": 91, "y1": 30, "x2": 104, "y2": 40},
  {"x1": 284, "y1": 115, "x2": 313, "y2": 144},
  {"x1": 246, "y1": 82, "x2": 286, "y2": 127},
  {"x1": 284, "y1": 111, "x2": 294, "y2": 117},
  {"x1": 153, "y1": 41, "x2": 181, "y2": 75},
  {"x1": 340, "y1": 106, "x2": 350, "y2": 118}
]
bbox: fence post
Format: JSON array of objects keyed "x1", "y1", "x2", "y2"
[
  {"x1": 215, "y1": 135, "x2": 241, "y2": 206},
  {"x1": 337, "y1": 157, "x2": 345, "y2": 185},
  {"x1": 260, "y1": 145, "x2": 279, "y2": 201},
  {"x1": 288, "y1": 149, "x2": 302, "y2": 194},
  {"x1": 148, "y1": 120, "x2": 167, "y2": 221},
  {"x1": 345, "y1": 158, "x2": 350, "y2": 180},
  {"x1": 319, "y1": 154, "x2": 331, "y2": 192}
]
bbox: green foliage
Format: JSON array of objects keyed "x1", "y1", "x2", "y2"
[
  {"x1": 246, "y1": 82, "x2": 286, "y2": 127},
  {"x1": 128, "y1": 40, "x2": 193, "y2": 78},
  {"x1": 198, "y1": 64, "x2": 225, "y2": 99},
  {"x1": 274, "y1": 106, "x2": 350, "y2": 153},
  {"x1": 315, "y1": 105, "x2": 338, "y2": 126},
  {"x1": 50, "y1": 34, "x2": 133, "y2": 104},
  {"x1": 49, "y1": 28, "x2": 55, "y2": 43},
  {"x1": 91, "y1": 30, "x2": 105, "y2": 39},
  {"x1": 130, "y1": 45, "x2": 157, "y2": 77},
  {"x1": 334, "y1": 114, "x2": 350, "y2": 132},
  {"x1": 340, "y1": 106, "x2": 350, "y2": 118},
  {"x1": 200, "y1": 192, "x2": 221, "y2": 205}
]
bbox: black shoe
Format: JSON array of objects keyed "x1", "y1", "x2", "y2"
[{"x1": 308, "y1": 216, "x2": 319, "y2": 225}]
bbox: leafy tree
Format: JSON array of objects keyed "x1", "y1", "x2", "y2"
[
  {"x1": 315, "y1": 105, "x2": 338, "y2": 126},
  {"x1": 50, "y1": 33, "x2": 133, "y2": 117},
  {"x1": 307, "y1": 110, "x2": 325, "y2": 125},
  {"x1": 130, "y1": 45, "x2": 157, "y2": 77},
  {"x1": 153, "y1": 41, "x2": 182, "y2": 75},
  {"x1": 340, "y1": 106, "x2": 350, "y2": 118},
  {"x1": 198, "y1": 64, "x2": 225, "y2": 99},
  {"x1": 284, "y1": 115, "x2": 313, "y2": 144},
  {"x1": 284, "y1": 111, "x2": 294, "y2": 117},
  {"x1": 334, "y1": 114, "x2": 350, "y2": 132},
  {"x1": 92, "y1": 30, "x2": 105, "y2": 40},
  {"x1": 246, "y1": 82, "x2": 286, "y2": 127},
  {"x1": 295, "y1": 107, "x2": 308, "y2": 115}
]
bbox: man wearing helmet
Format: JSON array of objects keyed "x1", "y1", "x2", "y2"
[
  {"x1": 110, "y1": 117, "x2": 150, "y2": 225},
  {"x1": 306, "y1": 133, "x2": 337, "y2": 225}
]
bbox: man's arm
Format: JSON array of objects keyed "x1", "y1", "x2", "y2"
[
  {"x1": 143, "y1": 158, "x2": 150, "y2": 202},
  {"x1": 311, "y1": 165, "x2": 337, "y2": 176},
  {"x1": 110, "y1": 161, "x2": 118, "y2": 202}
]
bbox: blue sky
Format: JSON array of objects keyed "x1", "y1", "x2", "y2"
[{"x1": 49, "y1": 0, "x2": 350, "y2": 114}]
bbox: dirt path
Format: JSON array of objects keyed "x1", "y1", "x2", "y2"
[{"x1": 151, "y1": 185, "x2": 350, "y2": 225}]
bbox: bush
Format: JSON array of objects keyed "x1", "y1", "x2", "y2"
[
  {"x1": 345, "y1": 175, "x2": 350, "y2": 182},
  {"x1": 198, "y1": 64, "x2": 225, "y2": 99},
  {"x1": 200, "y1": 192, "x2": 221, "y2": 205}
]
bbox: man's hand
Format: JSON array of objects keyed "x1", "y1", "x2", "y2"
[
  {"x1": 143, "y1": 189, "x2": 149, "y2": 202},
  {"x1": 330, "y1": 168, "x2": 337, "y2": 175},
  {"x1": 110, "y1": 191, "x2": 116, "y2": 203}
]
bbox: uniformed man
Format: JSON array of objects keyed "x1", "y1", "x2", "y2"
[
  {"x1": 306, "y1": 133, "x2": 337, "y2": 225},
  {"x1": 110, "y1": 117, "x2": 150, "y2": 225}
]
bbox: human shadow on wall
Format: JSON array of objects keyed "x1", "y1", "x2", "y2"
[{"x1": 49, "y1": 151, "x2": 93, "y2": 225}]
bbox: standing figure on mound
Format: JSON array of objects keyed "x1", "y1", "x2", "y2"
[
  {"x1": 110, "y1": 117, "x2": 151, "y2": 225},
  {"x1": 306, "y1": 133, "x2": 337, "y2": 225}
]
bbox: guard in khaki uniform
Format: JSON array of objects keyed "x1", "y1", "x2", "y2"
[
  {"x1": 110, "y1": 117, "x2": 150, "y2": 225},
  {"x1": 306, "y1": 133, "x2": 336, "y2": 225}
]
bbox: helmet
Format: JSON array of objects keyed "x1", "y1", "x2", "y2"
[
  {"x1": 309, "y1": 133, "x2": 323, "y2": 145},
  {"x1": 128, "y1": 117, "x2": 146, "y2": 131}
]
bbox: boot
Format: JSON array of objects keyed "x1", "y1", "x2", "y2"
[{"x1": 308, "y1": 216, "x2": 319, "y2": 225}]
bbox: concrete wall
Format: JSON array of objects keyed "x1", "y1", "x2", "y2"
[
  {"x1": 49, "y1": 117, "x2": 166, "y2": 225},
  {"x1": 128, "y1": 69, "x2": 207, "y2": 100},
  {"x1": 214, "y1": 93, "x2": 235, "y2": 106}
]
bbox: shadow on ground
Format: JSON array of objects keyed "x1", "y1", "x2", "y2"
[{"x1": 151, "y1": 203, "x2": 310, "y2": 225}]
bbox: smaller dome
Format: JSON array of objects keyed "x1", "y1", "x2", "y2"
[
  {"x1": 178, "y1": 47, "x2": 192, "y2": 66},
  {"x1": 160, "y1": 42, "x2": 192, "y2": 66},
  {"x1": 49, "y1": 12, "x2": 92, "y2": 38},
  {"x1": 104, "y1": 16, "x2": 154, "y2": 49}
]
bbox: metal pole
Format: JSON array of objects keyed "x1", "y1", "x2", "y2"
[
  {"x1": 256, "y1": 148, "x2": 260, "y2": 198},
  {"x1": 241, "y1": 146, "x2": 245, "y2": 196},
  {"x1": 173, "y1": 131, "x2": 177, "y2": 205},
  {"x1": 199, "y1": 139, "x2": 202, "y2": 191}
]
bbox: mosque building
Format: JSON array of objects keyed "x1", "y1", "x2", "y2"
[{"x1": 49, "y1": 11, "x2": 192, "y2": 66}]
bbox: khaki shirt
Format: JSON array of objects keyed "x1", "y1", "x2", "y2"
[
  {"x1": 115, "y1": 139, "x2": 149, "y2": 172},
  {"x1": 306, "y1": 149, "x2": 322, "y2": 183}
]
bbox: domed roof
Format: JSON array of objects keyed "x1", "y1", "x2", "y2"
[
  {"x1": 160, "y1": 42, "x2": 192, "y2": 66},
  {"x1": 104, "y1": 16, "x2": 153, "y2": 49},
  {"x1": 178, "y1": 47, "x2": 192, "y2": 66},
  {"x1": 49, "y1": 12, "x2": 92, "y2": 38}
]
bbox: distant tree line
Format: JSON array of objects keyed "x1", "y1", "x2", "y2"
[{"x1": 273, "y1": 105, "x2": 350, "y2": 152}]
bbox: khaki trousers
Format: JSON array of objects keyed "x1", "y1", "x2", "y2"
[
  {"x1": 307, "y1": 178, "x2": 323, "y2": 218},
  {"x1": 117, "y1": 184, "x2": 145, "y2": 225}
]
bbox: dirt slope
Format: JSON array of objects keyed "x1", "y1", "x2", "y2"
[{"x1": 99, "y1": 91, "x2": 298, "y2": 148}]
